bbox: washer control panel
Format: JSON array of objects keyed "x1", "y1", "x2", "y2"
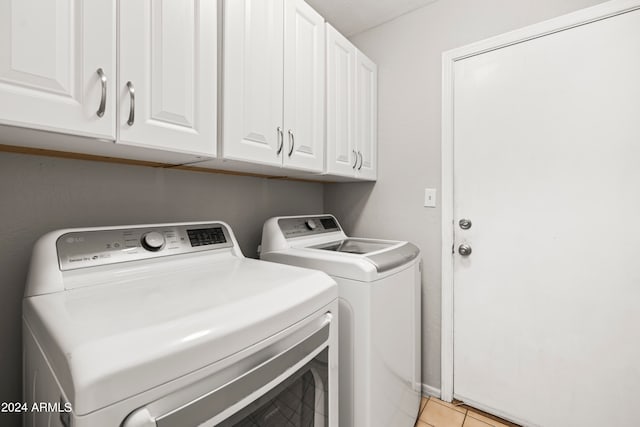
[
  {"x1": 278, "y1": 216, "x2": 341, "y2": 239},
  {"x1": 56, "y1": 223, "x2": 233, "y2": 271}
]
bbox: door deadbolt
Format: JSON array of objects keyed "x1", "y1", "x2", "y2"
[
  {"x1": 458, "y1": 244, "x2": 472, "y2": 256},
  {"x1": 459, "y1": 219, "x2": 472, "y2": 230}
]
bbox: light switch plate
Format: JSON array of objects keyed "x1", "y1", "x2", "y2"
[{"x1": 424, "y1": 188, "x2": 437, "y2": 208}]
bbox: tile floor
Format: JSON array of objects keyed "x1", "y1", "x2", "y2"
[{"x1": 415, "y1": 396, "x2": 520, "y2": 427}]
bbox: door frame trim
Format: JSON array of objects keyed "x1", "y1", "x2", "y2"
[{"x1": 440, "y1": 0, "x2": 640, "y2": 403}]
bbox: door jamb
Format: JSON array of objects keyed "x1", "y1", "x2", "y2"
[{"x1": 439, "y1": 0, "x2": 640, "y2": 403}]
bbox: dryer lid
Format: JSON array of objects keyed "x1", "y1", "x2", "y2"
[{"x1": 23, "y1": 258, "x2": 337, "y2": 415}]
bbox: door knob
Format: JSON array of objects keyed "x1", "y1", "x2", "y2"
[{"x1": 458, "y1": 244, "x2": 472, "y2": 256}]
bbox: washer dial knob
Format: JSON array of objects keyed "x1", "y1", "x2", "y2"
[
  {"x1": 141, "y1": 231, "x2": 165, "y2": 251},
  {"x1": 305, "y1": 219, "x2": 317, "y2": 230}
]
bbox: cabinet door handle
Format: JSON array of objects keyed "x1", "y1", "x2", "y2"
[
  {"x1": 96, "y1": 68, "x2": 107, "y2": 118},
  {"x1": 358, "y1": 151, "x2": 363, "y2": 170},
  {"x1": 126, "y1": 81, "x2": 135, "y2": 126},
  {"x1": 288, "y1": 130, "x2": 295, "y2": 157},
  {"x1": 352, "y1": 150, "x2": 358, "y2": 169},
  {"x1": 276, "y1": 127, "x2": 284, "y2": 155}
]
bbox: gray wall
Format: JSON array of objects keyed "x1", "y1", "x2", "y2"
[
  {"x1": 324, "y1": 0, "x2": 607, "y2": 391},
  {"x1": 0, "y1": 151, "x2": 323, "y2": 422}
]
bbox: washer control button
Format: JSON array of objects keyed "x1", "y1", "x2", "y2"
[
  {"x1": 141, "y1": 231, "x2": 166, "y2": 251},
  {"x1": 305, "y1": 219, "x2": 317, "y2": 230}
]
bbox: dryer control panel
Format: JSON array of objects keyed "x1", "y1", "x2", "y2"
[
  {"x1": 56, "y1": 223, "x2": 233, "y2": 271},
  {"x1": 278, "y1": 215, "x2": 341, "y2": 239}
]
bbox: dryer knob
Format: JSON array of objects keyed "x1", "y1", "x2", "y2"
[
  {"x1": 141, "y1": 231, "x2": 165, "y2": 251},
  {"x1": 305, "y1": 219, "x2": 317, "y2": 230}
]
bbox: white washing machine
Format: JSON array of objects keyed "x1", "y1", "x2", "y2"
[
  {"x1": 260, "y1": 215, "x2": 422, "y2": 427},
  {"x1": 23, "y1": 221, "x2": 338, "y2": 427}
]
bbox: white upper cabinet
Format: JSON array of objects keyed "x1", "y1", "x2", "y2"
[
  {"x1": 325, "y1": 24, "x2": 377, "y2": 180},
  {"x1": 326, "y1": 24, "x2": 357, "y2": 177},
  {"x1": 0, "y1": 0, "x2": 216, "y2": 160},
  {"x1": 223, "y1": 0, "x2": 285, "y2": 167},
  {"x1": 118, "y1": 0, "x2": 217, "y2": 157},
  {"x1": 283, "y1": 0, "x2": 325, "y2": 172},
  {"x1": 0, "y1": 0, "x2": 371, "y2": 180},
  {"x1": 355, "y1": 51, "x2": 377, "y2": 180},
  {"x1": 0, "y1": 0, "x2": 116, "y2": 139},
  {"x1": 223, "y1": 0, "x2": 324, "y2": 172}
]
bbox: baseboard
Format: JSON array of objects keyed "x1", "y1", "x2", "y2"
[
  {"x1": 421, "y1": 384, "x2": 441, "y2": 399},
  {"x1": 454, "y1": 393, "x2": 533, "y2": 426}
]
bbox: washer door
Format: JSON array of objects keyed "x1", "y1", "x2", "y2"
[
  {"x1": 218, "y1": 349, "x2": 329, "y2": 427},
  {"x1": 121, "y1": 313, "x2": 333, "y2": 427}
]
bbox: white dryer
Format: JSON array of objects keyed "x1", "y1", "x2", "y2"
[
  {"x1": 23, "y1": 221, "x2": 338, "y2": 427},
  {"x1": 260, "y1": 215, "x2": 421, "y2": 427}
]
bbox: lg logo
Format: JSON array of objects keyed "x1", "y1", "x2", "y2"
[{"x1": 65, "y1": 236, "x2": 84, "y2": 244}]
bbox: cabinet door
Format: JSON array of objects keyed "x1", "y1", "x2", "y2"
[
  {"x1": 355, "y1": 50, "x2": 377, "y2": 180},
  {"x1": 118, "y1": 0, "x2": 217, "y2": 157},
  {"x1": 223, "y1": 0, "x2": 284, "y2": 166},
  {"x1": 283, "y1": 0, "x2": 325, "y2": 172},
  {"x1": 0, "y1": 0, "x2": 115, "y2": 139},
  {"x1": 325, "y1": 24, "x2": 356, "y2": 177}
]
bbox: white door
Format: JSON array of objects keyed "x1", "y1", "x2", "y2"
[
  {"x1": 118, "y1": 0, "x2": 217, "y2": 157},
  {"x1": 0, "y1": 0, "x2": 115, "y2": 139},
  {"x1": 355, "y1": 50, "x2": 377, "y2": 180},
  {"x1": 453, "y1": 8, "x2": 640, "y2": 427},
  {"x1": 223, "y1": 0, "x2": 284, "y2": 166},
  {"x1": 283, "y1": 0, "x2": 325, "y2": 173},
  {"x1": 326, "y1": 24, "x2": 356, "y2": 177}
]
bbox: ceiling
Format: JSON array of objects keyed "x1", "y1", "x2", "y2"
[{"x1": 306, "y1": 0, "x2": 438, "y2": 37}]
